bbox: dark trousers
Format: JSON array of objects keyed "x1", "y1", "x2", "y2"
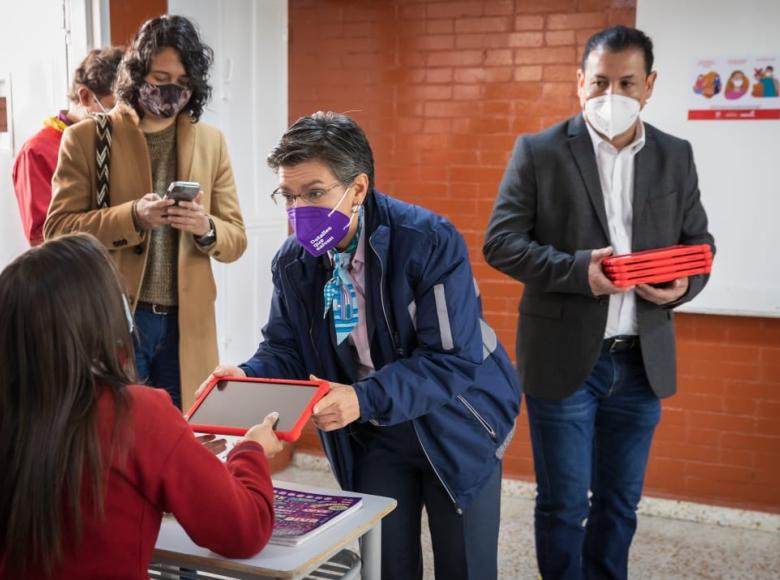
[
  {"x1": 133, "y1": 308, "x2": 182, "y2": 408},
  {"x1": 352, "y1": 421, "x2": 501, "y2": 580},
  {"x1": 525, "y1": 347, "x2": 661, "y2": 580}
]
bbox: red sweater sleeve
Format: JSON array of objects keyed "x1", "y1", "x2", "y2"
[
  {"x1": 12, "y1": 143, "x2": 56, "y2": 246},
  {"x1": 133, "y1": 389, "x2": 275, "y2": 558},
  {"x1": 159, "y1": 435, "x2": 275, "y2": 558}
]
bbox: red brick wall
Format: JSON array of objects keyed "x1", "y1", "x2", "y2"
[
  {"x1": 109, "y1": 0, "x2": 167, "y2": 47},
  {"x1": 289, "y1": 0, "x2": 780, "y2": 513}
]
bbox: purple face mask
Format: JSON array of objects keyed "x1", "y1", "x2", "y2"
[
  {"x1": 139, "y1": 82, "x2": 191, "y2": 118},
  {"x1": 287, "y1": 205, "x2": 352, "y2": 256},
  {"x1": 287, "y1": 183, "x2": 358, "y2": 256}
]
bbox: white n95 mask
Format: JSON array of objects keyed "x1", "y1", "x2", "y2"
[{"x1": 585, "y1": 94, "x2": 640, "y2": 140}]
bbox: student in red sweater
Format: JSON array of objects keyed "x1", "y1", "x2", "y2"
[
  {"x1": 12, "y1": 47, "x2": 123, "y2": 246},
  {"x1": 0, "y1": 233, "x2": 282, "y2": 580}
]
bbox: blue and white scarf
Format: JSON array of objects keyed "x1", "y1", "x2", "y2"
[{"x1": 323, "y1": 209, "x2": 362, "y2": 344}]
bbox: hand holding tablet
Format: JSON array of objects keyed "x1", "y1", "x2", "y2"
[
  {"x1": 244, "y1": 412, "x2": 284, "y2": 457},
  {"x1": 309, "y1": 374, "x2": 361, "y2": 432},
  {"x1": 186, "y1": 376, "x2": 330, "y2": 442}
]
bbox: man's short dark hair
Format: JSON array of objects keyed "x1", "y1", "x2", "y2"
[
  {"x1": 582, "y1": 26, "x2": 654, "y2": 76},
  {"x1": 268, "y1": 112, "x2": 376, "y2": 192},
  {"x1": 68, "y1": 47, "x2": 124, "y2": 102}
]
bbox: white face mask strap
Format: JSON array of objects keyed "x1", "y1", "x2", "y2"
[
  {"x1": 342, "y1": 200, "x2": 362, "y2": 232},
  {"x1": 327, "y1": 184, "x2": 352, "y2": 218},
  {"x1": 92, "y1": 92, "x2": 108, "y2": 113}
]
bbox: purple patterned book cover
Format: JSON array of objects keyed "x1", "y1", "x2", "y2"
[{"x1": 271, "y1": 487, "x2": 363, "y2": 545}]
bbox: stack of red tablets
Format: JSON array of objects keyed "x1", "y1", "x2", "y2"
[{"x1": 602, "y1": 244, "x2": 713, "y2": 288}]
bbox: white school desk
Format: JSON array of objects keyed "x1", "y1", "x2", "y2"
[{"x1": 150, "y1": 481, "x2": 397, "y2": 579}]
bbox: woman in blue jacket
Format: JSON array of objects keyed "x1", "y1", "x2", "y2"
[{"x1": 202, "y1": 112, "x2": 521, "y2": 579}]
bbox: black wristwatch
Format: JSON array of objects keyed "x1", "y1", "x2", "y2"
[{"x1": 195, "y1": 218, "x2": 216, "y2": 246}]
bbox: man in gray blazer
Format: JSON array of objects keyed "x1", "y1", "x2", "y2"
[{"x1": 483, "y1": 26, "x2": 714, "y2": 580}]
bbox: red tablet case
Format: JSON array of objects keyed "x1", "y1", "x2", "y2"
[
  {"x1": 611, "y1": 264, "x2": 712, "y2": 287},
  {"x1": 605, "y1": 258, "x2": 712, "y2": 279},
  {"x1": 602, "y1": 244, "x2": 712, "y2": 268},
  {"x1": 603, "y1": 255, "x2": 712, "y2": 274},
  {"x1": 185, "y1": 376, "x2": 330, "y2": 442}
]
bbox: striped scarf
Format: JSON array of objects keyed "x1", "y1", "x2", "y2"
[
  {"x1": 323, "y1": 210, "x2": 362, "y2": 345},
  {"x1": 43, "y1": 111, "x2": 72, "y2": 133}
]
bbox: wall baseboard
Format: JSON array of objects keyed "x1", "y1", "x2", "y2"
[{"x1": 290, "y1": 452, "x2": 780, "y2": 534}]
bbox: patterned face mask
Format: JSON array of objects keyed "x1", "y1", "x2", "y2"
[{"x1": 138, "y1": 82, "x2": 192, "y2": 118}]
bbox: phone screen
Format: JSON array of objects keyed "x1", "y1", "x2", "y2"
[
  {"x1": 188, "y1": 380, "x2": 319, "y2": 431},
  {"x1": 166, "y1": 182, "x2": 200, "y2": 202}
]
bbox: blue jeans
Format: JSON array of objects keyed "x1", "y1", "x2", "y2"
[
  {"x1": 352, "y1": 422, "x2": 501, "y2": 580},
  {"x1": 133, "y1": 308, "x2": 182, "y2": 408},
  {"x1": 525, "y1": 347, "x2": 661, "y2": 580}
]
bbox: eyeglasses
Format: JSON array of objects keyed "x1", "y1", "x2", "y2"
[{"x1": 270, "y1": 181, "x2": 349, "y2": 207}]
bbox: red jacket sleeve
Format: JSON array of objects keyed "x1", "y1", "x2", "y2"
[
  {"x1": 12, "y1": 145, "x2": 55, "y2": 246},
  {"x1": 135, "y1": 390, "x2": 275, "y2": 558}
]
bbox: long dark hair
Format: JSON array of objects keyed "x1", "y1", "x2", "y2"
[
  {"x1": 0, "y1": 234, "x2": 135, "y2": 577},
  {"x1": 115, "y1": 14, "x2": 213, "y2": 122}
]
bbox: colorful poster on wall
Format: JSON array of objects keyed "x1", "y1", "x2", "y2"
[{"x1": 688, "y1": 55, "x2": 780, "y2": 120}]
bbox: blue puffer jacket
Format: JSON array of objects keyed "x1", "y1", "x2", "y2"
[{"x1": 240, "y1": 191, "x2": 521, "y2": 510}]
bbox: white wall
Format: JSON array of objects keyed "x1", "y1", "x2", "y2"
[
  {"x1": 637, "y1": 0, "x2": 780, "y2": 317},
  {"x1": 0, "y1": 0, "x2": 102, "y2": 268},
  {"x1": 0, "y1": 0, "x2": 288, "y2": 366},
  {"x1": 168, "y1": 0, "x2": 289, "y2": 364},
  {"x1": 0, "y1": 0, "x2": 68, "y2": 265}
]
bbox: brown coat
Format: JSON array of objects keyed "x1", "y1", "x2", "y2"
[{"x1": 45, "y1": 103, "x2": 247, "y2": 411}]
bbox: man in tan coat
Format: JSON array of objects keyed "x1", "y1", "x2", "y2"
[{"x1": 45, "y1": 15, "x2": 246, "y2": 411}]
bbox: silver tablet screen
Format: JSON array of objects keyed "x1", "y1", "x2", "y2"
[{"x1": 189, "y1": 380, "x2": 319, "y2": 431}]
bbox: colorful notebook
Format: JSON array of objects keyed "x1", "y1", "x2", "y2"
[{"x1": 270, "y1": 487, "x2": 363, "y2": 546}]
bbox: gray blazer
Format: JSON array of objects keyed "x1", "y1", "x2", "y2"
[{"x1": 483, "y1": 114, "x2": 715, "y2": 400}]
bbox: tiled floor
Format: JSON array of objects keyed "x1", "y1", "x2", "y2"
[{"x1": 275, "y1": 456, "x2": 780, "y2": 580}]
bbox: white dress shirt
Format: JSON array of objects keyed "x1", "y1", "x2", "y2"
[{"x1": 585, "y1": 116, "x2": 646, "y2": 338}]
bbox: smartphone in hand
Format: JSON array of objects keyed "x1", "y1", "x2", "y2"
[{"x1": 165, "y1": 181, "x2": 201, "y2": 204}]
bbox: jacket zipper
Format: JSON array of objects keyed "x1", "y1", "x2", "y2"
[
  {"x1": 283, "y1": 262, "x2": 322, "y2": 370},
  {"x1": 457, "y1": 395, "x2": 497, "y2": 440},
  {"x1": 308, "y1": 271, "x2": 323, "y2": 370},
  {"x1": 309, "y1": 325, "x2": 322, "y2": 369},
  {"x1": 368, "y1": 236, "x2": 398, "y2": 355},
  {"x1": 412, "y1": 421, "x2": 462, "y2": 515},
  {"x1": 369, "y1": 235, "x2": 462, "y2": 514}
]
